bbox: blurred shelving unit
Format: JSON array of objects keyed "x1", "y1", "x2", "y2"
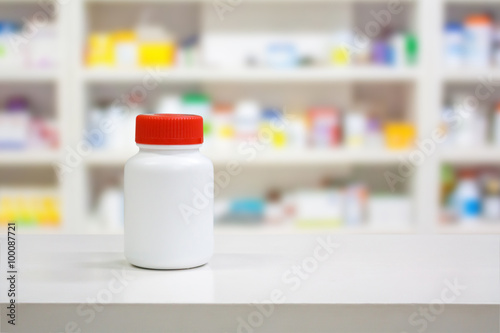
[
  {"x1": 1, "y1": 0, "x2": 498, "y2": 235},
  {"x1": 435, "y1": 0, "x2": 500, "y2": 232},
  {"x1": 0, "y1": 0, "x2": 71, "y2": 233},
  {"x1": 67, "y1": 0, "x2": 423, "y2": 235}
]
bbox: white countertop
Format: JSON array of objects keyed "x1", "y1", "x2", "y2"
[{"x1": 1, "y1": 234, "x2": 499, "y2": 332}]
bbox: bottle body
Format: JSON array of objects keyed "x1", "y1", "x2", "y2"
[{"x1": 124, "y1": 144, "x2": 214, "y2": 269}]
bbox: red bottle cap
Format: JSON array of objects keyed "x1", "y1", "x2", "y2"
[{"x1": 135, "y1": 114, "x2": 204, "y2": 145}]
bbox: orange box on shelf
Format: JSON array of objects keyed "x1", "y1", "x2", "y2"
[{"x1": 384, "y1": 122, "x2": 415, "y2": 150}]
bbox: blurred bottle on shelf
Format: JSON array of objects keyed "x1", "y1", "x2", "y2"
[
  {"x1": 308, "y1": 107, "x2": 341, "y2": 147},
  {"x1": 442, "y1": 14, "x2": 500, "y2": 68},
  {"x1": 264, "y1": 190, "x2": 285, "y2": 224},
  {"x1": 266, "y1": 40, "x2": 299, "y2": 69},
  {"x1": 0, "y1": 96, "x2": 30, "y2": 149},
  {"x1": 234, "y1": 100, "x2": 261, "y2": 142},
  {"x1": 30, "y1": 24, "x2": 58, "y2": 68},
  {"x1": 440, "y1": 106, "x2": 454, "y2": 146},
  {"x1": 260, "y1": 108, "x2": 287, "y2": 148},
  {"x1": 452, "y1": 170, "x2": 482, "y2": 223},
  {"x1": 441, "y1": 94, "x2": 487, "y2": 147},
  {"x1": 454, "y1": 99, "x2": 487, "y2": 147},
  {"x1": 178, "y1": 35, "x2": 199, "y2": 68},
  {"x1": 344, "y1": 183, "x2": 368, "y2": 226},
  {"x1": 441, "y1": 166, "x2": 500, "y2": 224},
  {"x1": 344, "y1": 111, "x2": 367, "y2": 148},
  {"x1": 87, "y1": 97, "x2": 141, "y2": 152},
  {"x1": 493, "y1": 25, "x2": 500, "y2": 67},
  {"x1": 0, "y1": 21, "x2": 57, "y2": 69},
  {"x1": 330, "y1": 30, "x2": 352, "y2": 66},
  {"x1": 113, "y1": 31, "x2": 138, "y2": 68},
  {"x1": 464, "y1": 14, "x2": 492, "y2": 68},
  {"x1": 212, "y1": 104, "x2": 234, "y2": 150},
  {"x1": 390, "y1": 33, "x2": 406, "y2": 67},
  {"x1": 444, "y1": 22, "x2": 465, "y2": 68},
  {"x1": 440, "y1": 165, "x2": 457, "y2": 223},
  {"x1": 286, "y1": 114, "x2": 308, "y2": 149},
  {"x1": 482, "y1": 173, "x2": 500, "y2": 221},
  {"x1": 0, "y1": 21, "x2": 20, "y2": 68},
  {"x1": 405, "y1": 33, "x2": 418, "y2": 66},
  {"x1": 156, "y1": 95, "x2": 182, "y2": 115},
  {"x1": 96, "y1": 187, "x2": 124, "y2": 231},
  {"x1": 182, "y1": 93, "x2": 212, "y2": 136},
  {"x1": 0, "y1": 96, "x2": 58, "y2": 151},
  {"x1": 366, "y1": 116, "x2": 384, "y2": 148},
  {"x1": 372, "y1": 39, "x2": 390, "y2": 65}
]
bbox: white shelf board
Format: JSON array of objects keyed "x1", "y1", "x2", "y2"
[
  {"x1": 443, "y1": 0, "x2": 500, "y2": 3},
  {"x1": 82, "y1": 0, "x2": 414, "y2": 3},
  {"x1": 0, "y1": 69, "x2": 59, "y2": 82},
  {"x1": 0, "y1": 151, "x2": 61, "y2": 166},
  {"x1": 440, "y1": 147, "x2": 500, "y2": 164},
  {"x1": 208, "y1": 148, "x2": 412, "y2": 166},
  {"x1": 73, "y1": 224, "x2": 416, "y2": 235},
  {"x1": 11, "y1": 226, "x2": 65, "y2": 234},
  {"x1": 438, "y1": 222, "x2": 500, "y2": 234},
  {"x1": 443, "y1": 69, "x2": 500, "y2": 83},
  {"x1": 0, "y1": 0, "x2": 48, "y2": 2},
  {"x1": 215, "y1": 223, "x2": 416, "y2": 235},
  {"x1": 82, "y1": 67, "x2": 418, "y2": 83},
  {"x1": 85, "y1": 148, "x2": 411, "y2": 166}
]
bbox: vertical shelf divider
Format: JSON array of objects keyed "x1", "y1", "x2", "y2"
[{"x1": 414, "y1": 0, "x2": 443, "y2": 233}]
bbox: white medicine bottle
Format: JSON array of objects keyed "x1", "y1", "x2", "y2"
[{"x1": 124, "y1": 114, "x2": 214, "y2": 269}]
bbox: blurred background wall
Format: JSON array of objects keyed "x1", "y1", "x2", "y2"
[{"x1": 0, "y1": 0, "x2": 498, "y2": 235}]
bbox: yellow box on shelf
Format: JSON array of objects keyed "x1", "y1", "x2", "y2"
[
  {"x1": 138, "y1": 42, "x2": 175, "y2": 67},
  {"x1": 0, "y1": 188, "x2": 61, "y2": 227},
  {"x1": 384, "y1": 122, "x2": 415, "y2": 150},
  {"x1": 86, "y1": 33, "x2": 114, "y2": 67}
]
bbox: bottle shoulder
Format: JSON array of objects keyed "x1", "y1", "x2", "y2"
[{"x1": 125, "y1": 150, "x2": 213, "y2": 171}]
